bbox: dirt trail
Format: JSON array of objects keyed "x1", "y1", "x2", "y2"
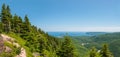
[{"x1": 0, "y1": 34, "x2": 26, "y2": 57}]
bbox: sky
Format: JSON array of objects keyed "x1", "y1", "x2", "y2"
[{"x1": 0, "y1": 0, "x2": 120, "y2": 32}]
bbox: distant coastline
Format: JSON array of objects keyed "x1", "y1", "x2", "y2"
[{"x1": 47, "y1": 32, "x2": 108, "y2": 37}]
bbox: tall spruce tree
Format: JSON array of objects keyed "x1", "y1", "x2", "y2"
[
  {"x1": 89, "y1": 47, "x2": 101, "y2": 57},
  {"x1": 1, "y1": 4, "x2": 12, "y2": 33},
  {"x1": 100, "y1": 44, "x2": 114, "y2": 57},
  {"x1": 57, "y1": 36, "x2": 77, "y2": 57},
  {"x1": 1, "y1": 4, "x2": 6, "y2": 32},
  {"x1": 90, "y1": 47, "x2": 97, "y2": 57},
  {"x1": 24, "y1": 15, "x2": 31, "y2": 32},
  {"x1": 12, "y1": 14, "x2": 23, "y2": 33},
  {"x1": 6, "y1": 5, "x2": 12, "y2": 32},
  {"x1": 12, "y1": 14, "x2": 18, "y2": 32}
]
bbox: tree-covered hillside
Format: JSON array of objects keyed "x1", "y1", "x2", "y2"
[
  {"x1": 71, "y1": 32, "x2": 120, "y2": 57},
  {"x1": 0, "y1": 4, "x2": 78, "y2": 57}
]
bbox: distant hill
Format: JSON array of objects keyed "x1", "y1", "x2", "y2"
[
  {"x1": 48, "y1": 32, "x2": 108, "y2": 37},
  {"x1": 71, "y1": 32, "x2": 120, "y2": 57},
  {"x1": 86, "y1": 32, "x2": 107, "y2": 36}
]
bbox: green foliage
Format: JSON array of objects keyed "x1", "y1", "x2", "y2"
[
  {"x1": 57, "y1": 36, "x2": 78, "y2": 57},
  {"x1": 12, "y1": 14, "x2": 23, "y2": 33},
  {"x1": 100, "y1": 44, "x2": 114, "y2": 57},
  {"x1": 90, "y1": 47, "x2": 97, "y2": 57},
  {"x1": 89, "y1": 47, "x2": 101, "y2": 57},
  {"x1": 109, "y1": 40, "x2": 120, "y2": 57},
  {"x1": 71, "y1": 32, "x2": 120, "y2": 57},
  {"x1": 0, "y1": 52, "x2": 15, "y2": 57},
  {"x1": 0, "y1": 4, "x2": 61, "y2": 57},
  {"x1": 89, "y1": 44, "x2": 113, "y2": 57},
  {"x1": 3, "y1": 41, "x2": 21, "y2": 57},
  {"x1": 24, "y1": 15, "x2": 31, "y2": 32},
  {"x1": 15, "y1": 47, "x2": 21, "y2": 55},
  {"x1": 6, "y1": 33, "x2": 33, "y2": 57},
  {"x1": 1, "y1": 4, "x2": 12, "y2": 33}
]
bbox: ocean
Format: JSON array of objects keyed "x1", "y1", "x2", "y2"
[{"x1": 47, "y1": 32, "x2": 107, "y2": 37}]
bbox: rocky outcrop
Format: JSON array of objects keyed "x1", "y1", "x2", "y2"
[
  {"x1": 0, "y1": 34, "x2": 26, "y2": 57},
  {"x1": 0, "y1": 35, "x2": 4, "y2": 53},
  {"x1": 1, "y1": 34, "x2": 14, "y2": 44},
  {"x1": 5, "y1": 46, "x2": 12, "y2": 53}
]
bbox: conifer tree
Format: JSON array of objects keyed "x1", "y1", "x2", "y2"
[
  {"x1": 6, "y1": 5, "x2": 12, "y2": 32},
  {"x1": 39, "y1": 37, "x2": 46, "y2": 53},
  {"x1": 18, "y1": 16, "x2": 23, "y2": 33},
  {"x1": 12, "y1": 14, "x2": 23, "y2": 33},
  {"x1": 100, "y1": 44, "x2": 114, "y2": 57},
  {"x1": 1, "y1": 4, "x2": 12, "y2": 33},
  {"x1": 1, "y1": 4, "x2": 6, "y2": 32},
  {"x1": 57, "y1": 36, "x2": 77, "y2": 57},
  {"x1": 12, "y1": 14, "x2": 19, "y2": 32},
  {"x1": 89, "y1": 47, "x2": 101, "y2": 57},
  {"x1": 24, "y1": 15, "x2": 31, "y2": 32},
  {"x1": 90, "y1": 47, "x2": 97, "y2": 57}
]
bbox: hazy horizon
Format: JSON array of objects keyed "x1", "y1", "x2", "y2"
[{"x1": 45, "y1": 27, "x2": 120, "y2": 32}]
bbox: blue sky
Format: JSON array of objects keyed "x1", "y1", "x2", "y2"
[{"x1": 0, "y1": 0, "x2": 120, "y2": 32}]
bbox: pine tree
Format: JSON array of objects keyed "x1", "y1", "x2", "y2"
[
  {"x1": 89, "y1": 47, "x2": 101, "y2": 57},
  {"x1": 90, "y1": 47, "x2": 97, "y2": 57},
  {"x1": 39, "y1": 37, "x2": 46, "y2": 53},
  {"x1": 100, "y1": 44, "x2": 114, "y2": 57},
  {"x1": 57, "y1": 36, "x2": 77, "y2": 57},
  {"x1": 12, "y1": 14, "x2": 19, "y2": 32},
  {"x1": 6, "y1": 5, "x2": 12, "y2": 32},
  {"x1": 1, "y1": 4, "x2": 12, "y2": 33},
  {"x1": 18, "y1": 16, "x2": 23, "y2": 33},
  {"x1": 12, "y1": 14, "x2": 23, "y2": 33},
  {"x1": 1, "y1": 4, "x2": 6, "y2": 32},
  {"x1": 24, "y1": 15, "x2": 31, "y2": 32}
]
